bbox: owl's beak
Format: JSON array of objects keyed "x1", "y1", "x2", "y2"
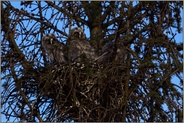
[
  {"x1": 50, "y1": 39, "x2": 53, "y2": 44},
  {"x1": 79, "y1": 32, "x2": 82, "y2": 38}
]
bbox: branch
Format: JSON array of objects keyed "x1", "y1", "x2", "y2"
[
  {"x1": 2, "y1": 20, "x2": 32, "y2": 70},
  {"x1": 46, "y1": 1, "x2": 88, "y2": 26},
  {"x1": 7, "y1": 3, "x2": 67, "y2": 37}
]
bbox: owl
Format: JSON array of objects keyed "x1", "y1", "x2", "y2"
[
  {"x1": 67, "y1": 27, "x2": 97, "y2": 62},
  {"x1": 42, "y1": 34, "x2": 67, "y2": 63},
  {"x1": 96, "y1": 42, "x2": 126, "y2": 64}
]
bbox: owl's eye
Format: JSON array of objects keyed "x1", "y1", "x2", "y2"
[{"x1": 74, "y1": 32, "x2": 79, "y2": 38}]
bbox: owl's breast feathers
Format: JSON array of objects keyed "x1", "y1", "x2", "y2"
[{"x1": 68, "y1": 38, "x2": 97, "y2": 62}]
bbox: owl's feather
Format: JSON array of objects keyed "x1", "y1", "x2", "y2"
[
  {"x1": 67, "y1": 27, "x2": 97, "y2": 62},
  {"x1": 42, "y1": 34, "x2": 66, "y2": 63},
  {"x1": 96, "y1": 42, "x2": 127, "y2": 64}
]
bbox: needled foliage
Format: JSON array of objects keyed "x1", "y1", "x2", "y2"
[{"x1": 1, "y1": 1, "x2": 183, "y2": 122}]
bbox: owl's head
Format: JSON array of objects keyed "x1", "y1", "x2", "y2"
[
  {"x1": 42, "y1": 34, "x2": 57, "y2": 45},
  {"x1": 69, "y1": 27, "x2": 86, "y2": 39}
]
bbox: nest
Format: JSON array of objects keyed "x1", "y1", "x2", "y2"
[{"x1": 38, "y1": 61, "x2": 127, "y2": 121}]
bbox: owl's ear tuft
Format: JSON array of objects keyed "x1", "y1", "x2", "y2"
[{"x1": 69, "y1": 27, "x2": 86, "y2": 40}]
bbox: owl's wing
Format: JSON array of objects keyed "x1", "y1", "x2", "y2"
[
  {"x1": 80, "y1": 40, "x2": 97, "y2": 60},
  {"x1": 96, "y1": 42, "x2": 126, "y2": 64},
  {"x1": 96, "y1": 42, "x2": 114, "y2": 63},
  {"x1": 52, "y1": 40, "x2": 67, "y2": 63}
]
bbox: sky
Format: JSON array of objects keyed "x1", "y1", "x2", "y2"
[{"x1": 1, "y1": 1, "x2": 183, "y2": 122}]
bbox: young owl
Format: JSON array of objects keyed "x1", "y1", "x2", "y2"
[
  {"x1": 67, "y1": 27, "x2": 97, "y2": 62},
  {"x1": 42, "y1": 34, "x2": 67, "y2": 63},
  {"x1": 96, "y1": 42, "x2": 127, "y2": 64}
]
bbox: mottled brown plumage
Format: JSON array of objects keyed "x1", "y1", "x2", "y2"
[
  {"x1": 42, "y1": 34, "x2": 66, "y2": 63},
  {"x1": 67, "y1": 27, "x2": 97, "y2": 62},
  {"x1": 96, "y1": 42, "x2": 127, "y2": 64}
]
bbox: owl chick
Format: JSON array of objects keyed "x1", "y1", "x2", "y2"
[
  {"x1": 42, "y1": 34, "x2": 67, "y2": 63},
  {"x1": 67, "y1": 27, "x2": 97, "y2": 62},
  {"x1": 96, "y1": 42, "x2": 127, "y2": 64}
]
